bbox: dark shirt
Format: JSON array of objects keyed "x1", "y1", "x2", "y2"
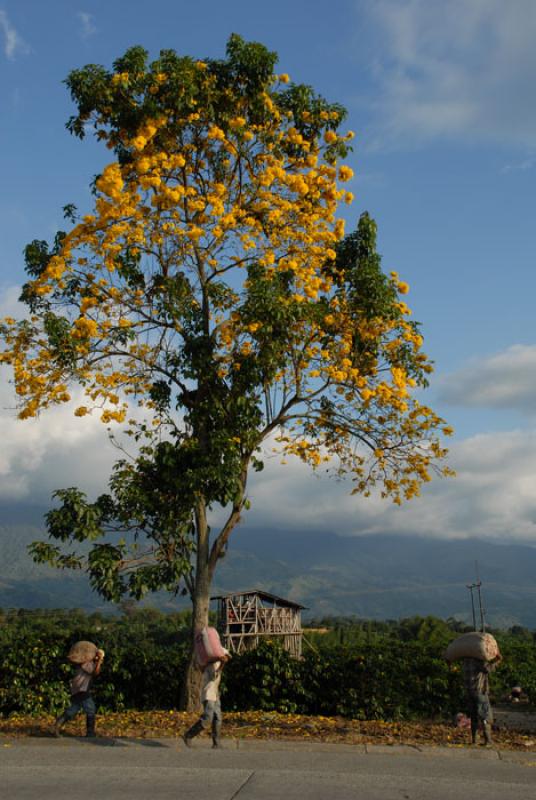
[{"x1": 462, "y1": 657, "x2": 497, "y2": 697}]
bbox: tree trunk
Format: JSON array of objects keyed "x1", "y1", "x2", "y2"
[
  {"x1": 180, "y1": 499, "x2": 211, "y2": 711},
  {"x1": 180, "y1": 649, "x2": 203, "y2": 713}
]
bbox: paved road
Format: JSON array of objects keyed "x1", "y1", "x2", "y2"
[{"x1": 2, "y1": 738, "x2": 536, "y2": 800}]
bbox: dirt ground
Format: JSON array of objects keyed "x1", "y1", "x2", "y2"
[{"x1": 2, "y1": 709, "x2": 536, "y2": 751}]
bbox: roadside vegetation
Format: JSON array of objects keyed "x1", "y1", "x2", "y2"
[{"x1": 1, "y1": 608, "x2": 534, "y2": 721}]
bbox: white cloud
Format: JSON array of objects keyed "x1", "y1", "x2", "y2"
[
  {"x1": 3, "y1": 381, "x2": 535, "y2": 544},
  {"x1": 243, "y1": 427, "x2": 536, "y2": 543},
  {"x1": 0, "y1": 9, "x2": 29, "y2": 60},
  {"x1": 1, "y1": 369, "x2": 536, "y2": 543},
  {"x1": 366, "y1": 0, "x2": 536, "y2": 148},
  {"x1": 439, "y1": 344, "x2": 536, "y2": 412},
  {"x1": 0, "y1": 286, "x2": 121, "y2": 502},
  {"x1": 77, "y1": 11, "x2": 96, "y2": 38},
  {"x1": 0, "y1": 380, "x2": 117, "y2": 502},
  {"x1": 2, "y1": 282, "x2": 536, "y2": 545},
  {"x1": 0, "y1": 285, "x2": 24, "y2": 318}
]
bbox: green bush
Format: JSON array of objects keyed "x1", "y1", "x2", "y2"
[
  {"x1": 222, "y1": 641, "x2": 464, "y2": 719},
  {"x1": 0, "y1": 609, "x2": 190, "y2": 714},
  {"x1": 223, "y1": 640, "x2": 308, "y2": 714},
  {"x1": 1, "y1": 610, "x2": 534, "y2": 719}
]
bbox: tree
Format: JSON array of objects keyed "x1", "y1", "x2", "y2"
[{"x1": 0, "y1": 36, "x2": 452, "y2": 708}]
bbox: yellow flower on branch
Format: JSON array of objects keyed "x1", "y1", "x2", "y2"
[
  {"x1": 338, "y1": 166, "x2": 354, "y2": 182},
  {"x1": 72, "y1": 318, "x2": 98, "y2": 339}
]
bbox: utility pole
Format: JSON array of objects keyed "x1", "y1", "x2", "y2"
[
  {"x1": 466, "y1": 580, "x2": 477, "y2": 630},
  {"x1": 466, "y1": 561, "x2": 486, "y2": 632}
]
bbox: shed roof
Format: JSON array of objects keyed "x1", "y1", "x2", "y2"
[{"x1": 211, "y1": 589, "x2": 307, "y2": 610}]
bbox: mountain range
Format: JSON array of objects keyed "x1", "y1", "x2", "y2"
[{"x1": 1, "y1": 506, "x2": 535, "y2": 628}]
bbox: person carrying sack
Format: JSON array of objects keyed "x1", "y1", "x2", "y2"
[
  {"x1": 183, "y1": 649, "x2": 230, "y2": 749},
  {"x1": 461, "y1": 649, "x2": 502, "y2": 746},
  {"x1": 54, "y1": 648, "x2": 105, "y2": 738}
]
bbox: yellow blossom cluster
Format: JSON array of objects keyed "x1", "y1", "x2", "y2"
[{"x1": 0, "y1": 62, "x2": 451, "y2": 501}]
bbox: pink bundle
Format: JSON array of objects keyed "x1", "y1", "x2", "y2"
[
  {"x1": 194, "y1": 626, "x2": 227, "y2": 668},
  {"x1": 455, "y1": 712, "x2": 471, "y2": 729}
]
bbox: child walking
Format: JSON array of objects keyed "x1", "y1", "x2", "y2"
[
  {"x1": 183, "y1": 651, "x2": 230, "y2": 748},
  {"x1": 54, "y1": 648, "x2": 105, "y2": 738}
]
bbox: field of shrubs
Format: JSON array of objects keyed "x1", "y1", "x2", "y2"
[{"x1": 1, "y1": 608, "x2": 535, "y2": 720}]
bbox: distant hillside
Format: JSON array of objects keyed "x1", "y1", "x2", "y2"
[
  {"x1": 215, "y1": 528, "x2": 536, "y2": 628},
  {"x1": 1, "y1": 510, "x2": 535, "y2": 627}
]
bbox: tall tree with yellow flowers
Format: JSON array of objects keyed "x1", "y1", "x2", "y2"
[{"x1": 0, "y1": 36, "x2": 452, "y2": 708}]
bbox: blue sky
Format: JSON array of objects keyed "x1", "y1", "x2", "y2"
[{"x1": 1, "y1": 0, "x2": 536, "y2": 544}]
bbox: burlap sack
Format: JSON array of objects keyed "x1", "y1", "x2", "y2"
[
  {"x1": 67, "y1": 640, "x2": 98, "y2": 664},
  {"x1": 445, "y1": 632, "x2": 498, "y2": 662}
]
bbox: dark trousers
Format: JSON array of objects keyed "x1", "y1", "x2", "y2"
[
  {"x1": 57, "y1": 692, "x2": 96, "y2": 735},
  {"x1": 63, "y1": 692, "x2": 96, "y2": 720},
  {"x1": 468, "y1": 693, "x2": 492, "y2": 742}
]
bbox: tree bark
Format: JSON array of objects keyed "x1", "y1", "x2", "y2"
[
  {"x1": 180, "y1": 646, "x2": 203, "y2": 712},
  {"x1": 179, "y1": 462, "x2": 246, "y2": 709},
  {"x1": 180, "y1": 498, "x2": 211, "y2": 711}
]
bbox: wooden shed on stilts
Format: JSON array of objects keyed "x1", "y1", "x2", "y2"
[{"x1": 211, "y1": 589, "x2": 306, "y2": 658}]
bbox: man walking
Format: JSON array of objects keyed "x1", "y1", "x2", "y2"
[
  {"x1": 461, "y1": 649, "x2": 502, "y2": 746},
  {"x1": 183, "y1": 651, "x2": 230, "y2": 749}
]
